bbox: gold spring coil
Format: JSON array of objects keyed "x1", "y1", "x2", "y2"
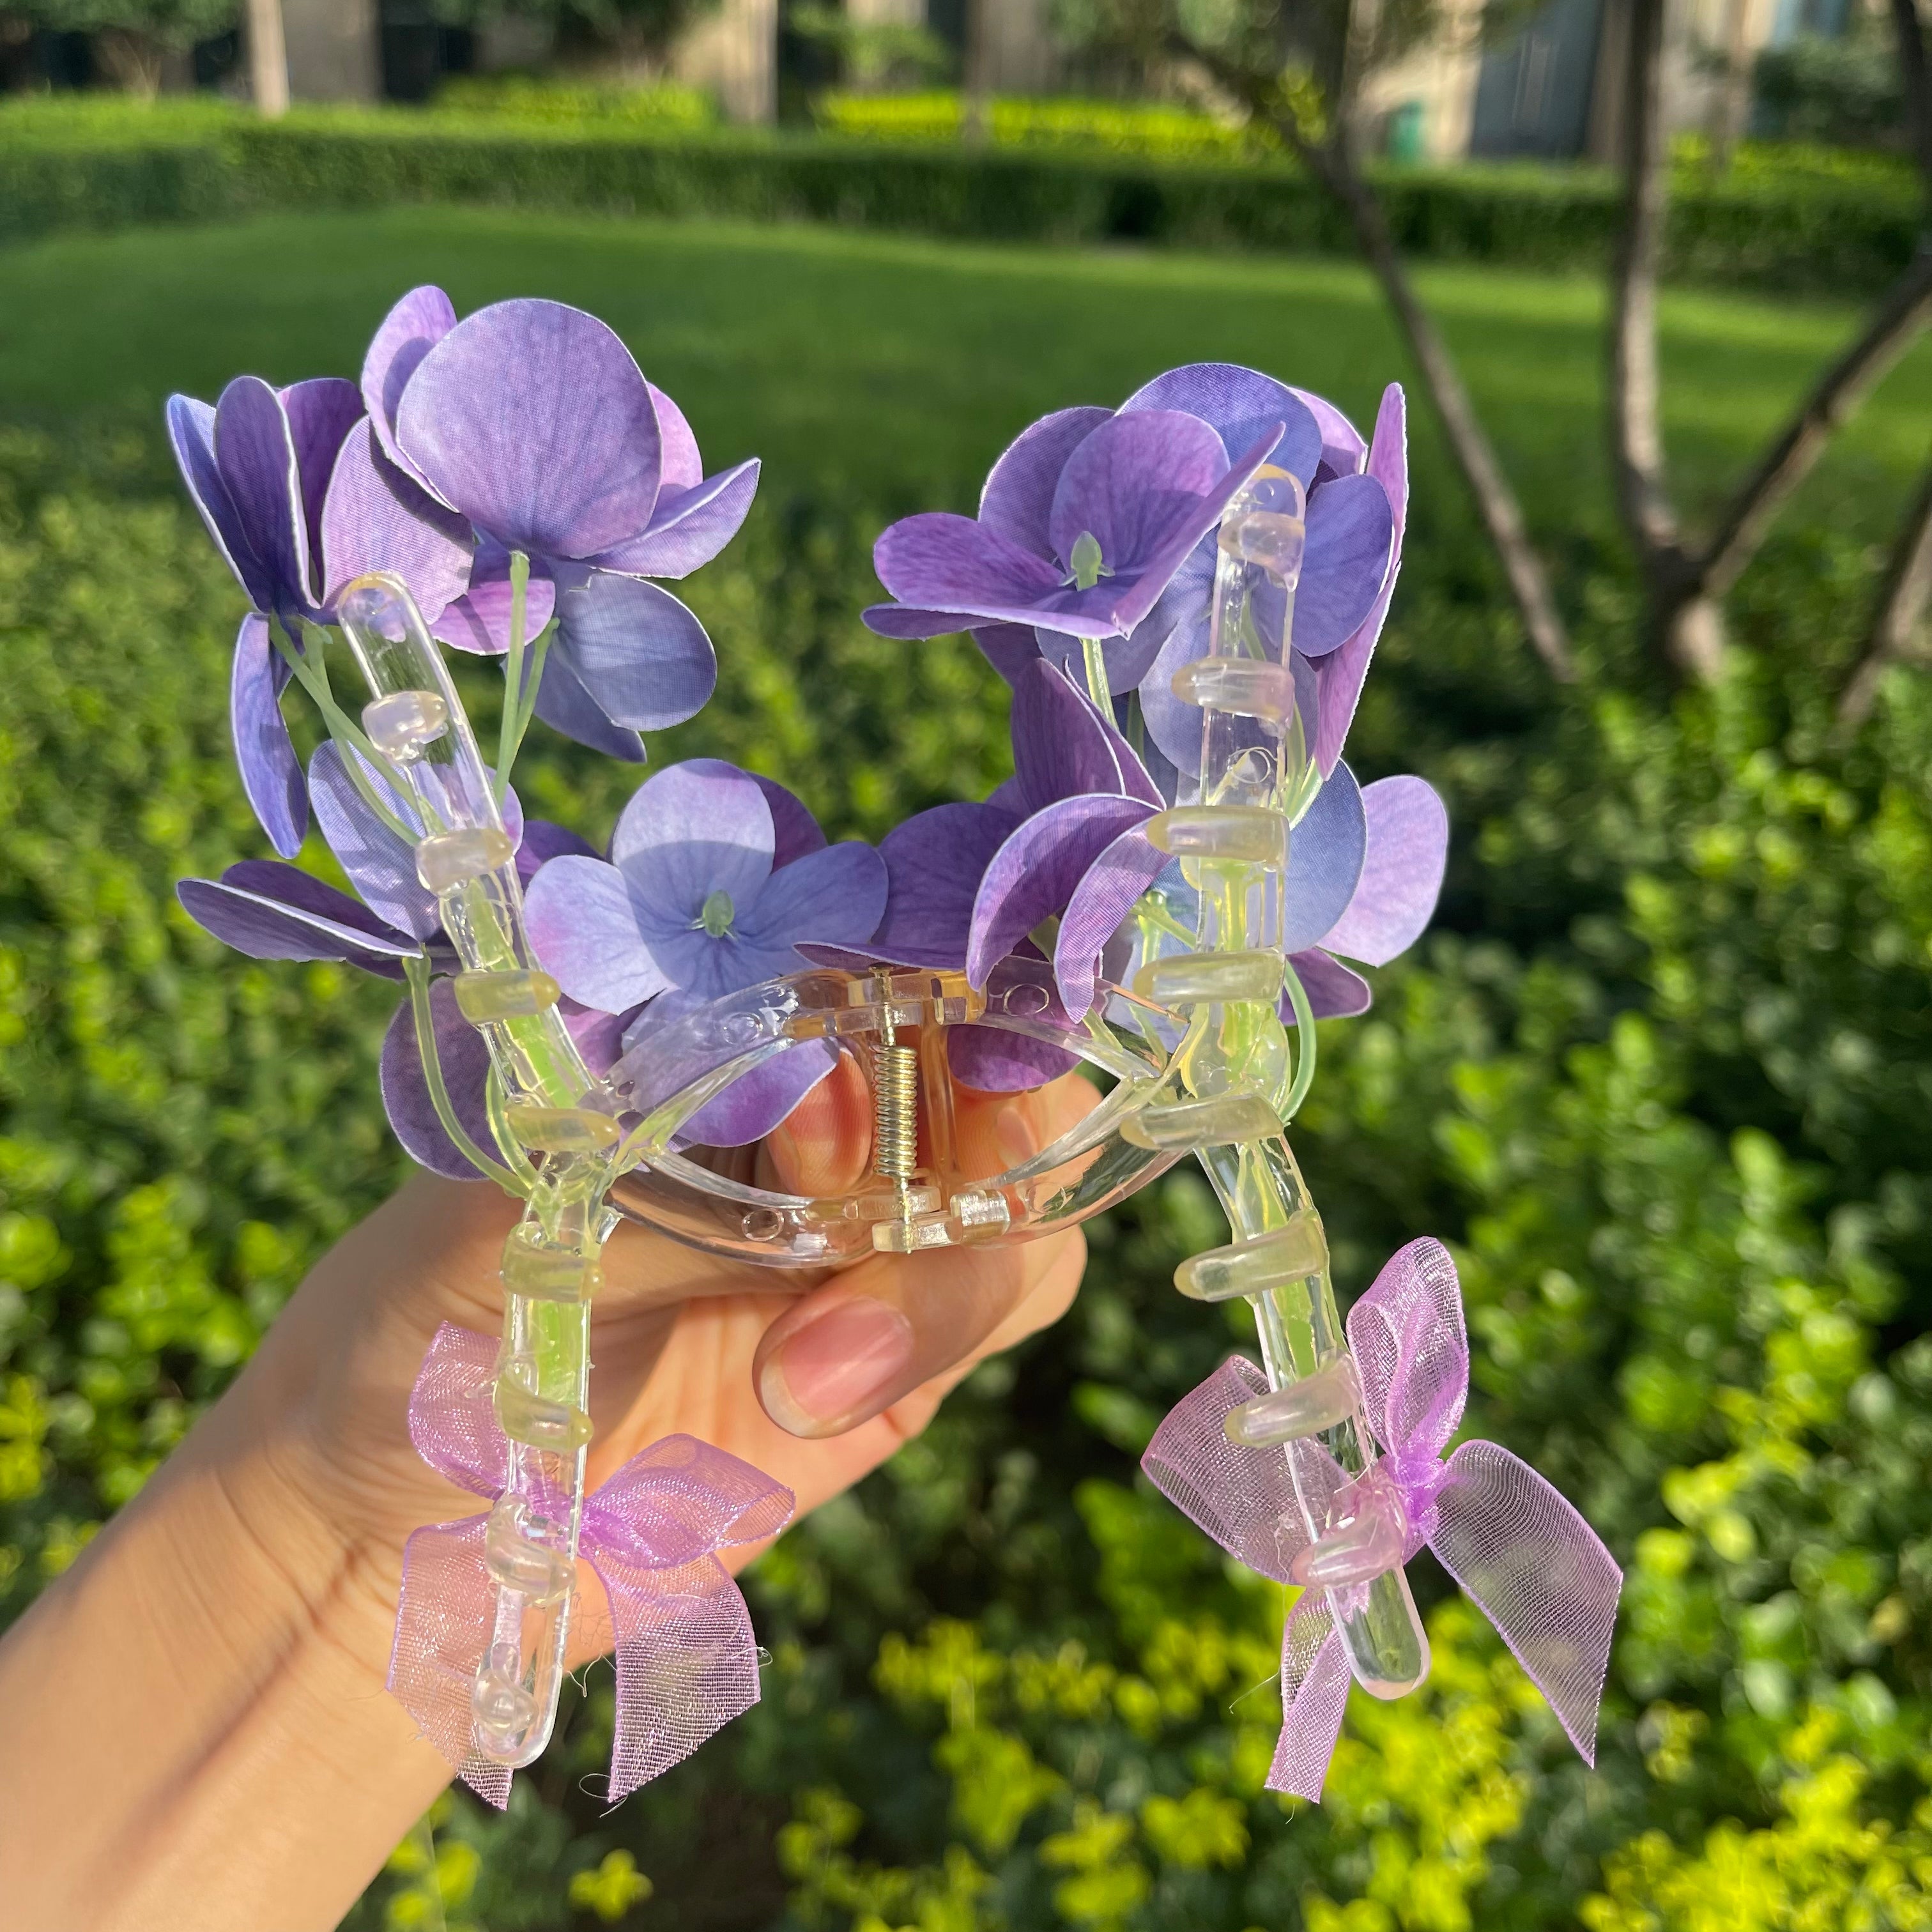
[{"x1": 873, "y1": 1044, "x2": 920, "y2": 1183}]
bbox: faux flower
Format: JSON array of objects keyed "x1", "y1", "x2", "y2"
[
  {"x1": 526, "y1": 760, "x2": 887, "y2": 1144},
  {"x1": 1126, "y1": 367, "x2": 1406, "y2": 779},
  {"x1": 862, "y1": 404, "x2": 1285, "y2": 684},
  {"x1": 364, "y1": 288, "x2": 760, "y2": 762}
]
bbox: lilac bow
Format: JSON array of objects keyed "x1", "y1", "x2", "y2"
[
  {"x1": 1143, "y1": 1238, "x2": 1621, "y2": 1802},
  {"x1": 387, "y1": 1324, "x2": 793, "y2": 1807}
]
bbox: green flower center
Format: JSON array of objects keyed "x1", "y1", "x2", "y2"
[
  {"x1": 698, "y1": 889, "x2": 736, "y2": 938},
  {"x1": 1067, "y1": 530, "x2": 1110, "y2": 593}
]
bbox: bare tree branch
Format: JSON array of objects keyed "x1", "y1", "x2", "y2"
[{"x1": 1839, "y1": 454, "x2": 1932, "y2": 726}]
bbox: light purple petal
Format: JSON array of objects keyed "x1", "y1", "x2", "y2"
[
  {"x1": 525, "y1": 854, "x2": 674, "y2": 1011},
  {"x1": 874, "y1": 510, "x2": 1068, "y2": 626},
  {"x1": 1286, "y1": 949, "x2": 1371, "y2": 1022},
  {"x1": 168, "y1": 393, "x2": 264, "y2": 608},
  {"x1": 979, "y1": 406, "x2": 1112, "y2": 559},
  {"x1": 968, "y1": 795, "x2": 1154, "y2": 985},
  {"x1": 1118, "y1": 363, "x2": 1324, "y2": 488},
  {"x1": 1052, "y1": 823, "x2": 1168, "y2": 1020},
  {"x1": 517, "y1": 818, "x2": 600, "y2": 884},
  {"x1": 362, "y1": 285, "x2": 456, "y2": 484},
  {"x1": 737, "y1": 840, "x2": 887, "y2": 956},
  {"x1": 611, "y1": 758, "x2": 774, "y2": 914},
  {"x1": 620, "y1": 989, "x2": 836, "y2": 1146},
  {"x1": 648, "y1": 381, "x2": 703, "y2": 490},
  {"x1": 861, "y1": 604, "x2": 979, "y2": 641},
  {"x1": 1012, "y1": 659, "x2": 1127, "y2": 811},
  {"x1": 1287, "y1": 387, "x2": 1367, "y2": 479},
  {"x1": 279, "y1": 377, "x2": 363, "y2": 591},
  {"x1": 1282, "y1": 763, "x2": 1367, "y2": 953},
  {"x1": 307, "y1": 742, "x2": 438, "y2": 939},
  {"x1": 1318, "y1": 774, "x2": 1446, "y2": 965},
  {"x1": 214, "y1": 376, "x2": 310, "y2": 614},
  {"x1": 379, "y1": 979, "x2": 494, "y2": 1180},
  {"x1": 1138, "y1": 593, "x2": 1214, "y2": 775},
  {"x1": 1046, "y1": 410, "x2": 1227, "y2": 575},
  {"x1": 753, "y1": 776, "x2": 827, "y2": 868},
  {"x1": 1296, "y1": 471, "x2": 1395, "y2": 658},
  {"x1": 231, "y1": 612, "x2": 305, "y2": 856},
  {"x1": 1314, "y1": 386, "x2": 1408, "y2": 776},
  {"x1": 396, "y1": 299, "x2": 663, "y2": 558},
  {"x1": 948, "y1": 1023, "x2": 1078, "y2": 1092},
  {"x1": 531, "y1": 640, "x2": 645, "y2": 761},
  {"x1": 321, "y1": 419, "x2": 473, "y2": 617},
  {"x1": 555, "y1": 571, "x2": 716, "y2": 731},
  {"x1": 177, "y1": 861, "x2": 416, "y2": 977},
  {"x1": 434, "y1": 544, "x2": 558, "y2": 656},
  {"x1": 590, "y1": 459, "x2": 760, "y2": 579}
]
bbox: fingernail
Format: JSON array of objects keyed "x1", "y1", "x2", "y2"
[
  {"x1": 760, "y1": 1298, "x2": 916, "y2": 1436},
  {"x1": 994, "y1": 1099, "x2": 1039, "y2": 1172}
]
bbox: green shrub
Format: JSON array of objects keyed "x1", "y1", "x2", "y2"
[{"x1": 430, "y1": 73, "x2": 718, "y2": 127}]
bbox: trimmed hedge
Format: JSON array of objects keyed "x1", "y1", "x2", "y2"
[{"x1": 0, "y1": 107, "x2": 1921, "y2": 294}]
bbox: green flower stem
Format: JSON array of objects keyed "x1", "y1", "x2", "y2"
[
  {"x1": 1081, "y1": 635, "x2": 1112, "y2": 713},
  {"x1": 403, "y1": 953, "x2": 520, "y2": 1193},
  {"x1": 494, "y1": 551, "x2": 530, "y2": 807},
  {"x1": 1279, "y1": 953, "x2": 1318, "y2": 1121},
  {"x1": 500, "y1": 622, "x2": 553, "y2": 785}
]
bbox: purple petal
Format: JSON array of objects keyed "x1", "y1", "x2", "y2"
[
  {"x1": 517, "y1": 818, "x2": 600, "y2": 884},
  {"x1": 1287, "y1": 387, "x2": 1367, "y2": 480},
  {"x1": 307, "y1": 742, "x2": 438, "y2": 939},
  {"x1": 1319, "y1": 774, "x2": 1446, "y2": 965},
  {"x1": 649, "y1": 382, "x2": 703, "y2": 491},
  {"x1": 396, "y1": 298, "x2": 663, "y2": 557},
  {"x1": 525, "y1": 854, "x2": 674, "y2": 1011},
  {"x1": 738, "y1": 840, "x2": 887, "y2": 956},
  {"x1": 1283, "y1": 763, "x2": 1367, "y2": 954},
  {"x1": 214, "y1": 376, "x2": 310, "y2": 615},
  {"x1": 979, "y1": 406, "x2": 1112, "y2": 559},
  {"x1": 434, "y1": 544, "x2": 558, "y2": 656},
  {"x1": 861, "y1": 603, "x2": 978, "y2": 641},
  {"x1": 362, "y1": 285, "x2": 456, "y2": 484},
  {"x1": 531, "y1": 641, "x2": 645, "y2": 761},
  {"x1": 620, "y1": 990, "x2": 836, "y2": 1147},
  {"x1": 168, "y1": 394, "x2": 263, "y2": 608},
  {"x1": 321, "y1": 419, "x2": 472, "y2": 617},
  {"x1": 1286, "y1": 949, "x2": 1372, "y2": 1022},
  {"x1": 1036, "y1": 613, "x2": 1170, "y2": 693},
  {"x1": 1296, "y1": 472, "x2": 1394, "y2": 658},
  {"x1": 754, "y1": 776, "x2": 827, "y2": 868},
  {"x1": 379, "y1": 979, "x2": 495, "y2": 1180},
  {"x1": 948, "y1": 1023, "x2": 1078, "y2": 1092},
  {"x1": 177, "y1": 861, "x2": 417, "y2": 976},
  {"x1": 1138, "y1": 593, "x2": 1214, "y2": 774},
  {"x1": 1012, "y1": 659, "x2": 1128, "y2": 811},
  {"x1": 1046, "y1": 410, "x2": 1228, "y2": 576},
  {"x1": 1118, "y1": 364, "x2": 1324, "y2": 488},
  {"x1": 590, "y1": 459, "x2": 760, "y2": 579},
  {"x1": 1314, "y1": 386, "x2": 1407, "y2": 776},
  {"x1": 968, "y1": 795, "x2": 1154, "y2": 985},
  {"x1": 555, "y1": 571, "x2": 716, "y2": 731},
  {"x1": 231, "y1": 612, "x2": 305, "y2": 856},
  {"x1": 611, "y1": 758, "x2": 774, "y2": 913},
  {"x1": 280, "y1": 377, "x2": 363, "y2": 590},
  {"x1": 1053, "y1": 823, "x2": 1168, "y2": 1020},
  {"x1": 874, "y1": 512, "x2": 1066, "y2": 625},
  {"x1": 977, "y1": 623, "x2": 1042, "y2": 686},
  {"x1": 562, "y1": 995, "x2": 635, "y2": 1076}
]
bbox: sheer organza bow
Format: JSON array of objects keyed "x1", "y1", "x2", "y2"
[
  {"x1": 387, "y1": 1323, "x2": 793, "y2": 1807},
  {"x1": 1143, "y1": 1238, "x2": 1621, "y2": 1802}
]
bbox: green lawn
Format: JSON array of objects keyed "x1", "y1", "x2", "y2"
[{"x1": 4, "y1": 206, "x2": 1929, "y2": 555}]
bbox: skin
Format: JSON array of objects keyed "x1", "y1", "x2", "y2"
[{"x1": 0, "y1": 1061, "x2": 1096, "y2": 1931}]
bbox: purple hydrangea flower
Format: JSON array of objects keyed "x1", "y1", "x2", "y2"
[
  {"x1": 167, "y1": 374, "x2": 473, "y2": 855},
  {"x1": 364, "y1": 288, "x2": 760, "y2": 762},
  {"x1": 526, "y1": 760, "x2": 887, "y2": 1144},
  {"x1": 862, "y1": 405, "x2": 1287, "y2": 684}
]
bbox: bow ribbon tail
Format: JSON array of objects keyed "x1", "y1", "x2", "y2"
[
  {"x1": 1265, "y1": 1588, "x2": 1351, "y2": 1802},
  {"x1": 591, "y1": 1547, "x2": 766, "y2": 1804},
  {"x1": 1429, "y1": 1439, "x2": 1623, "y2": 1766},
  {"x1": 387, "y1": 1513, "x2": 515, "y2": 1810}
]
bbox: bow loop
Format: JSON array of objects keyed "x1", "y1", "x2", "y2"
[
  {"x1": 1345, "y1": 1238, "x2": 1468, "y2": 1464},
  {"x1": 584, "y1": 1435, "x2": 795, "y2": 1572},
  {"x1": 406, "y1": 1322, "x2": 509, "y2": 1499}
]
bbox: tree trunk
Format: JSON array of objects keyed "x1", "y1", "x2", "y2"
[
  {"x1": 1312, "y1": 142, "x2": 1576, "y2": 679},
  {"x1": 1705, "y1": 0, "x2": 1752, "y2": 172},
  {"x1": 245, "y1": 0, "x2": 289, "y2": 118},
  {"x1": 961, "y1": 0, "x2": 992, "y2": 146}
]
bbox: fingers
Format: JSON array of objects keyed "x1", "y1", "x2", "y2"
[{"x1": 751, "y1": 1070, "x2": 1101, "y2": 1439}]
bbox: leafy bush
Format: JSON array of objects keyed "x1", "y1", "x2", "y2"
[
  {"x1": 4, "y1": 395, "x2": 1931, "y2": 1928},
  {"x1": 430, "y1": 74, "x2": 718, "y2": 127},
  {"x1": 813, "y1": 89, "x2": 1273, "y2": 160},
  {"x1": 1755, "y1": 30, "x2": 1905, "y2": 151},
  {"x1": 0, "y1": 96, "x2": 1920, "y2": 293}
]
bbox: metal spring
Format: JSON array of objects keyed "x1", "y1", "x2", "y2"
[{"x1": 873, "y1": 1043, "x2": 919, "y2": 1182}]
